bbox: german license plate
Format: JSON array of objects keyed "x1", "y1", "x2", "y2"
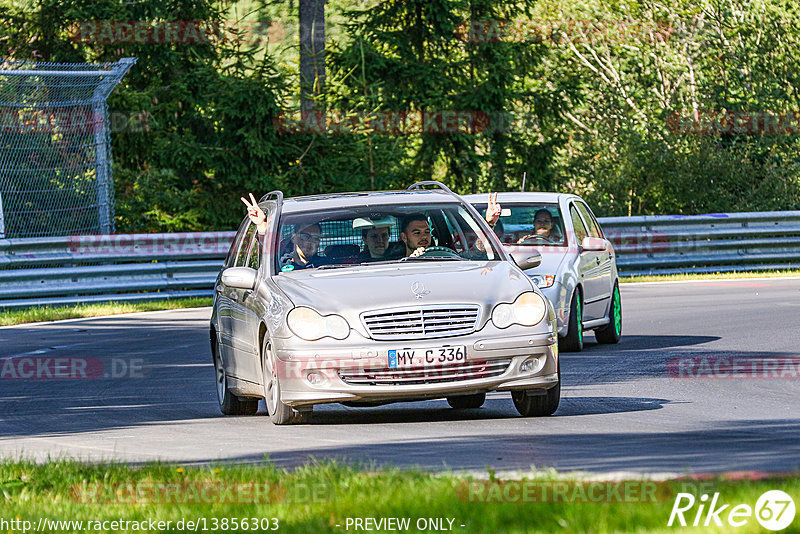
[{"x1": 387, "y1": 346, "x2": 467, "y2": 368}]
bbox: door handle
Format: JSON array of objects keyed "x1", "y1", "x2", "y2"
[
  {"x1": 595, "y1": 257, "x2": 601, "y2": 265},
  {"x1": 243, "y1": 290, "x2": 253, "y2": 300}
]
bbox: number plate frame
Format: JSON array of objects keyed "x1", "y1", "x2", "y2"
[{"x1": 387, "y1": 346, "x2": 467, "y2": 368}]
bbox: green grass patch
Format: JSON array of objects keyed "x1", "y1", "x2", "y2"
[
  {"x1": 0, "y1": 297, "x2": 212, "y2": 327},
  {"x1": 0, "y1": 460, "x2": 797, "y2": 533},
  {"x1": 621, "y1": 269, "x2": 800, "y2": 283}
]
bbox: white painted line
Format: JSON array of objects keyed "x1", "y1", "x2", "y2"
[
  {"x1": 0, "y1": 307, "x2": 212, "y2": 329},
  {"x1": 622, "y1": 276, "x2": 800, "y2": 286}
]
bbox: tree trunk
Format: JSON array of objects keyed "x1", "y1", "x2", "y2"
[{"x1": 299, "y1": 0, "x2": 325, "y2": 115}]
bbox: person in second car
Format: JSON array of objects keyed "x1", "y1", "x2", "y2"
[{"x1": 517, "y1": 208, "x2": 563, "y2": 244}]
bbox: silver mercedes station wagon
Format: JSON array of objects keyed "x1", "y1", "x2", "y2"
[{"x1": 211, "y1": 182, "x2": 560, "y2": 424}]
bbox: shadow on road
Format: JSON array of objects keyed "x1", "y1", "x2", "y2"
[{"x1": 214, "y1": 418, "x2": 800, "y2": 474}]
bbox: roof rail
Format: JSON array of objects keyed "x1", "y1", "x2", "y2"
[
  {"x1": 407, "y1": 181, "x2": 456, "y2": 195},
  {"x1": 259, "y1": 190, "x2": 284, "y2": 208}
]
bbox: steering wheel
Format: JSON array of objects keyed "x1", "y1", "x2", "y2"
[
  {"x1": 518, "y1": 234, "x2": 552, "y2": 244},
  {"x1": 420, "y1": 245, "x2": 461, "y2": 258}
]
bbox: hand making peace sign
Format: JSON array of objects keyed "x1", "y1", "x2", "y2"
[
  {"x1": 240, "y1": 193, "x2": 268, "y2": 235},
  {"x1": 485, "y1": 192, "x2": 501, "y2": 227}
]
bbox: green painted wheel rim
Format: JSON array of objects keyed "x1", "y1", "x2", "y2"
[
  {"x1": 576, "y1": 297, "x2": 583, "y2": 343},
  {"x1": 613, "y1": 286, "x2": 621, "y2": 335}
]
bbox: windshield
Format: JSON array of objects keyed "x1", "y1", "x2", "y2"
[
  {"x1": 473, "y1": 202, "x2": 567, "y2": 247},
  {"x1": 274, "y1": 203, "x2": 501, "y2": 273}
]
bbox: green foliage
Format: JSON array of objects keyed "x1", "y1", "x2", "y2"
[
  {"x1": 2, "y1": 0, "x2": 800, "y2": 229},
  {"x1": 538, "y1": 0, "x2": 800, "y2": 215}
]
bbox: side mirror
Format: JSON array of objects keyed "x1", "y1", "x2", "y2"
[
  {"x1": 221, "y1": 266, "x2": 257, "y2": 290},
  {"x1": 581, "y1": 236, "x2": 606, "y2": 252},
  {"x1": 510, "y1": 251, "x2": 542, "y2": 271}
]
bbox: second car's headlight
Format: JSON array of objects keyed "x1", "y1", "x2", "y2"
[
  {"x1": 287, "y1": 307, "x2": 350, "y2": 341},
  {"x1": 530, "y1": 274, "x2": 555, "y2": 288},
  {"x1": 492, "y1": 292, "x2": 548, "y2": 329}
]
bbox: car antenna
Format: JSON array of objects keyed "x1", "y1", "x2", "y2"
[{"x1": 521, "y1": 172, "x2": 526, "y2": 192}]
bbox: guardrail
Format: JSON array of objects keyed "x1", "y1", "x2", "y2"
[
  {"x1": 0, "y1": 232, "x2": 234, "y2": 309},
  {"x1": 600, "y1": 211, "x2": 800, "y2": 276},
  {"x1": 1, "y1": 211, "x2": 799, "y2": 309}
]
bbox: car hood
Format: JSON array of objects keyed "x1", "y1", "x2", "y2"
[
  {"x1": 272, "y1": 260, "x2": 535, "y2": 329},
  {"x1": 504, "y1": 244, "x2": 569, "y2": 278}
]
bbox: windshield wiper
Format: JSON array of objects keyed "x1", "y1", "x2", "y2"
[
  {"x1": 314, "y1": 264, "x2": 357, "y2": 270},
  {"x1": 398, "y1": 255, "x2": 465, "y2": 262}
]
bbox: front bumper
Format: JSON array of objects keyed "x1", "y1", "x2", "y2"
[
  {"x1": 272, "y1": 330, "x2": 559, "y2": 407},
  {"x1": 539, "y1": 283, "x2": 569, "y2": 337}
]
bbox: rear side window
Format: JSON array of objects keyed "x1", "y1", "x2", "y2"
[
  {"x1": 575, "y1": 202, "x2": 603, "y2": 238},
  {"x1": 569, "y1": 204, "x2": 589, "y2": 243}
]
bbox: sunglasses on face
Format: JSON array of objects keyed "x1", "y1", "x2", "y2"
[
  {"x1": 534, "y1": 218, "x2": 552, "y2": 223},
  {"x1": 297, "y1": 232, "x2": 321, "y2": 242}
]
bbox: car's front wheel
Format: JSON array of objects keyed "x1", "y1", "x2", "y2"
[
  {"x1": 511, "y1": 359, "x2": 560, "y2": 417},
  {"x1": 214, "y1": 340, "x2": 258, "y2": 416},
  {"x1": 446, "y1": 392, "x2": 486, "y2": 409},
  {"x1": 559, "y1": 289, "x2": 583, "y2": 352},
  {"x1": 262, "y1": 338, "x2": 310, "y2": 425}
]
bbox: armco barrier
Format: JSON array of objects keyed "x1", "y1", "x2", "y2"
[
  {"x1": 1, "y1": 212, "x2": 799, "y2": 309},
  {"x1": 0, "y1": 232, "x2": 235, "y2": 309},
  {"x1": 600, "y1": 211, "x2": 800, "y2": 276}
]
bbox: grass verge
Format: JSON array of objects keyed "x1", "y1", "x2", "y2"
[
  {"x1": 0, "y1": 297, "x2": 212, "y2": 327},
  {"x1": 622, "y1": 269, "x2": 800, "y2": 283},
  {"x1": 0, "y1": 460, "x2": 797, "y2": 533}
]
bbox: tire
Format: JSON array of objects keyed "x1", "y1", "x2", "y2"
[
  {"x1": 511, "y1": 359, "x2": 561, "y2": 417},
  {"x1": 446, "y1": 392, "x2": 486, "y2": 409},
  {"x1": 595, "y1": 282, "x2": 622, "y2": 344},
  {"x1": 558, "y1": 289, "x2": 583, "y2": 352},
  {"x1": 262, "y1": 338, "x2": 310, "y2": 425},
  {"x1": 213, "y1": 340, "x2": 258, "y2": 416}
]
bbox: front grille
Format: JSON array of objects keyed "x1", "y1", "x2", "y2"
[
  {"x1": 361, "y1": 305, "x2": 480, "y2": 340},
  {"x1": 338, "y1": 359, "x2": 511, "y2": 386}
]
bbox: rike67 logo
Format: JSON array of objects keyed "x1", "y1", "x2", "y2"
[{"x1": 668, "y1": 490, "x2": 795, "y2": 531}]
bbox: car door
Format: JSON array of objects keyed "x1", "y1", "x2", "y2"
[
  {"x1": 216, "y1": 218, "x2": 250, "y2": 369},
  {"x1": 575, "y1": 201, "x2": 613, "y2": 316},
  {"x1": 569, "y1": 202, "x2": 603, "y2": 321}
]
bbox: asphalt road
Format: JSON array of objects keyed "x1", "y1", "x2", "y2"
[{"x1": 1, "y1": 278, "x2": 799, "y2": 475}]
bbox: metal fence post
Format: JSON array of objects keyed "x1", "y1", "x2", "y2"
[
  {"x1": 0, "y1": 57, "x2": 136, "y2": 238},
  {"x1": 0, "y1": 191, "x2": 5, "y2": 238}
]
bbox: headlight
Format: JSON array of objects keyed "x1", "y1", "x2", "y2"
[
  {"x1": 287, "y1": 307, "x2": 350, "y2": 341},
  {"x1": 530, "y1": 274, "x2": 555, "y2": 288},
  {"x1": 492, "y1": 292, "x2": 547, "y2": 329}
]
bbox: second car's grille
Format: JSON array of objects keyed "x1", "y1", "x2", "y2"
[
  {"x1": 338, "y1": 359, "x2": 511, "y2": 386},
  {"x1": 361, "y1": 305, "x2": 481, "y2": 340}
]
